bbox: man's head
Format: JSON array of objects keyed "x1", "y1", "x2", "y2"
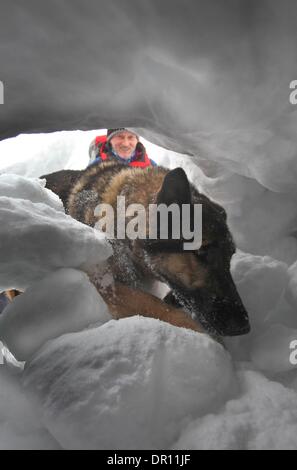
[{"x1": 107, "y1": 128, "x2": 139, "y2": 160}]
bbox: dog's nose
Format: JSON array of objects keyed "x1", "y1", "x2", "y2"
[{"x1": 209, "y1": 298, "x2": 251, "y2": 337}]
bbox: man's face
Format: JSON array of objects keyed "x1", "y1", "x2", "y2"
[{"x1": 110, "y1": 131, "x2": 138, "y2": 159}]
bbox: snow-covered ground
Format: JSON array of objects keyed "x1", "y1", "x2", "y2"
[{"x1": 0, "y1": 131, "x2": 297, "y2": 449}]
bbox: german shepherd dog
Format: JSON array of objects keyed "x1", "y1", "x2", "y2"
[{"x1": 38, "y1": 161, "x2": 250, "y2": 338}]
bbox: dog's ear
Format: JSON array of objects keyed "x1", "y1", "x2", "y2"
[{"x1": 157, "y1": 168, "x2": 191, "y2": 206}]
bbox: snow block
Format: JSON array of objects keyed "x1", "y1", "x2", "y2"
[
  {"x1": 0, "y1": 173, "x2": 64, "y2": 212},
  {"x1": 231, "y1": 251, "x2": 288, "y2": 330},
  {"x1": 23, "y1": 317, "x2": 236, "y2": 450},
  {"x1": 0, "y1": 196, "x2": 112, "y2": 291},
  {"x1": 173, "y1": 369, "x2": 297, "y2": 450},
  {"x1": 0, "y1": 268, "x2": 111, "y2": 361},
  {"x1": 250, "y1": 324, "x2": 297, "y2": 373},
  {"x1": 0, "y1": 368, "x2": 59, "y2": 450}
]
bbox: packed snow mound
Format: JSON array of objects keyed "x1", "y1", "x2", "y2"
[
  {"x1": 225, "y1": 252, "x2": 297, "y2": 365},
  {"x1": 0, "y1": 195, "x2": 111, "y2": 291},
  {"x1": 0, "y1": 173, "x2": 63, "y2": 211},
  {"x1": 194, "y1": 167, "x2": 297, "y2": 265},
  {"x1": 23, "y1": 317, "x2": 236, "y2": 450},
  {"x1": 0, "y1": 268, "x2": 111, "y2": 361},
  {"x1": 0, "y1": 367, "x2": 59, "y2": 450},
  {"x1": 250, "y1": 324, "x2": 297, "y2": 374},
  {"x1": 231, "y1": 251, "x2": 289, "y2": 332},
  {"x1": 173, "y1": 369, "x2": 297, "y2": 450}
]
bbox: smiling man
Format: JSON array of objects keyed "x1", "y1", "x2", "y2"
[{"x1": 88, "y1": 128, "x2": 156, "y2": 168}]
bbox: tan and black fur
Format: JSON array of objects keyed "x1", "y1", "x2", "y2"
[{"x1": 32, "y1": 161, "x2": 250, "y2": 338}]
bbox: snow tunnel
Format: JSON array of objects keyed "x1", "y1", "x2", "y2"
[{"x1": 0, "y1": 0, "x2": 297, "y2": 451}]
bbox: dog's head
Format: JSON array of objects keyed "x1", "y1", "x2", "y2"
[{"x1": 135, "y1": 167, "x2": 250, "y2": 337}]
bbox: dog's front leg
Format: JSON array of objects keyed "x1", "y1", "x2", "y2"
[{"x1": 94, "y1": 279, "x2": 204, "y2": 334}]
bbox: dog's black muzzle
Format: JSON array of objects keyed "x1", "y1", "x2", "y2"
[{"x1": 168, "y1": 279, "x2": 250, "y2": 337}]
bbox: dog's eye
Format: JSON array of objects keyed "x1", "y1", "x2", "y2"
[
  {"x1": 195, "y1": 249, "x2": 208, "y2": 261},
  {"x1": 195, "y1": 242, "x2": 217, "y2": 261}
]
